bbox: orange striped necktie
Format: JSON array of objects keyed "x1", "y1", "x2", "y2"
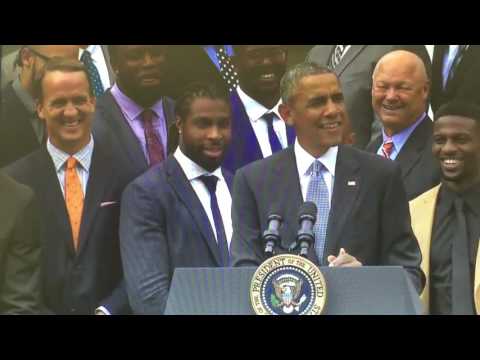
[{"x1": 65, "y1": 157, "x2": 84, "y2": 251}]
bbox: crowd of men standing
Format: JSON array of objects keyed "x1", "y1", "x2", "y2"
[{"x1": 0, "y1": 45, "x2": 479, "y2": 315}]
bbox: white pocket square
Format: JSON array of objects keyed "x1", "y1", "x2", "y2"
[{"x1": 100, "y1": 201, "x2": 118, "y2": 208}]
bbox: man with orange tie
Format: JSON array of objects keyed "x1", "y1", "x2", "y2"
[{"x1": 5, "y1": 58, "x2": 130, "y2": 315}]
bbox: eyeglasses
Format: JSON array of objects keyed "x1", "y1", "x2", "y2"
[{"x1": 26, "y1": 47, "x2": 52, "y2": 62}]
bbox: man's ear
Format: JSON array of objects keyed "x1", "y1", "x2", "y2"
[
  {"x1": 279, "y1": 103, "x2": 295, "y2": 127},
  {"x1": 20, "y1": 47, "x2": 35, "y2": 69}
]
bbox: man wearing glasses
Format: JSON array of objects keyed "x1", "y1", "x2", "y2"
[
  {"x1": 0, "y1": 45, "x2": 78, "y2": 168},
  {"x1": 222, "y1": 45, "x2": 296, "y2": 173}
]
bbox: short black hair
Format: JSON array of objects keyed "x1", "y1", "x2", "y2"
[
  {"x1": 435, "y1": 100, "x2": 480, "y2": 123},
  {"x1": 175, "y1": 82, "x2": 231, "y2": 120}
]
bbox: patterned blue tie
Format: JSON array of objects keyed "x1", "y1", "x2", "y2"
[
  {"x1": 263, "y1": 112, "x2": 283, "y2": 154},
  {"x1": 80, "y1": 50, "x2": 104, "y2": 97},
  {"x1": 306, "y1": 160, "x2": 330, "y2": 264},
  {"x1": 198, "y1": 175, "x2": 230, "y2": 267}
]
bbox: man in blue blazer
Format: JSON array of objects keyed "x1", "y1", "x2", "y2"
[
  {"x1": 223, "y1": 45, "x2": 296, "y2": 173},
  {"x1": 120, "y1": 83, "x2": 234, "y2": 314}
]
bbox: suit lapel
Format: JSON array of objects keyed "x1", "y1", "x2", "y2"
[
  {"x1": 335, "y1": 45, "x2": 367, "y2": 76},
  {"x1": 166, "y1": 157, "x2": 222, "y2": 265},
  {"x1": 324, "y1": 146, "x2": 361, "y2": 262},
  {"x1": 102, "y1": 91, "x2": 148, "y2": 172},
  {"x1": 37, "y1": 148, "x2": 77, "y2": 257},
  {"x1": 76, "y1": 141, "x2": 113, "y2": 256},
  {"x1": 395, "y1": 117, "x2": 432, "y2": 180}
]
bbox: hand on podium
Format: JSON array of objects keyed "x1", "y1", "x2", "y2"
[{"x1": 328, "y1": 248, "x2": 362, "y2": 267}]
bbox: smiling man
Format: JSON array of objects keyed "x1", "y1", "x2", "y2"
[
  {"x1": 120, "y1": 83, "x2": 233, "y2": 314},
  {"x1": 410, "y1": 101, "x2": 480, "y2": 315},
  {"x1": 222, "y1": 45, "x2": 296, "y2": 173},
  {"x1": 5, "y1": 58, "x2": 130, "y2": 315},
  {"x1": 231, "y1": 62, "x2": 424, "y2": 294},
  {"x1": 93, "y1": 45, "x2": 177, "y2": 183},
  {"x1": 367, "y1": 50, "x2": 441, "y2": 200}
]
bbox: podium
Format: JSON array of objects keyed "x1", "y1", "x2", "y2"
[{"x1": 164, "y1": 266, "x2": 424, "y2": 315}]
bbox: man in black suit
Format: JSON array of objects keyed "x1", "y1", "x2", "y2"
[
  {"x1": 5, "y1": 58, "x2": 130, "y2": 315},
  {"x1": 120, "y1": 83, "x2": 233, "y2": 314},
  {"x1": 93, "y1": 45, "x2": 177, "y2": 183},
  {"x1": 431, "y1": 45, "x2": 480, "y2": 114},
  {"x1": 0, "y1": 173, "x2": 43, "y2": 314},
  {"x1": 0, "y1": 46, "x2": 78, "y2": 168},
  {"x1": 230, "y1": 62, "x2": 424, "y2": 292},
  {"x1": 367, "y1": 50, "x2": 441, "y2": 200}
]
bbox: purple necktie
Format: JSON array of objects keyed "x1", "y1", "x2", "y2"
[
  {"x1": 141, "y1": 109, "x2": 165, "y2": 167},
  {"x1": 199, "y1": 175, "x2": 230, "y2": 267},
  {"x1": 263, "y1": 112, "x2": 283, "y2": 154}
]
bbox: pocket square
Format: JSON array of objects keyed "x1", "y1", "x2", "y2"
[{"x1": 100, "y1": 201, "x2": 118, "y2": 208}]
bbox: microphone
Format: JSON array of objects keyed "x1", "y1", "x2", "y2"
[
  {"x1": 262, "y1": 208, "x2": 283, "y2": 256},
  {"x1": 296, "y1": 202, "x2": 317, "y2": 258}
]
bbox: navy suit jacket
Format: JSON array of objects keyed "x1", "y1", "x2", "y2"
[
  {"x1": 4, "y1": 138, "x2": 131, "y2": 315},
  {"x1": 366, "y1": 116, "x2": 441, "y2": 200},
  {"x1": 222, "y1": 90, "x2": 296, "y2": 173},
  {"x1": 120, "y1": 156, "x2": 233, "y2": 314}
]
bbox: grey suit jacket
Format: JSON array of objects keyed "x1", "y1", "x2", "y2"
[
  {"x1": 307, "y1": 45, "x2": 431, "y2": 149},
  {"x1": 230, "y1": 145, "x2": 425, "y2": 293}
]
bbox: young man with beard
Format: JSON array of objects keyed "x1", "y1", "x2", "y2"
[
  {"x1": 120, "y1": 83, "x2": 233, "y2": 314},
  {"x1": 410, "y1": 101, "x2": 480, "y2": 315},
  {"x1": 222, "y1": 45, "x2": 296, "y2": 173},
  {"x1": 230, "y1": 62, "x2": 424, "y2": 294},
  {"x1": 93, "y1": 45, "x2": 177, "y2": 182}
]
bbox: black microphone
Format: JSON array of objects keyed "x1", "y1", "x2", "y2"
[
  {"x1": 296, "y1": 202, "x2": 317, "y2": 258},
  {"x1": 262, "y1": 209, "x2": 283, "y2": 256}
]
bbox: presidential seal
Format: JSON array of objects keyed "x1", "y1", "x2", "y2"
[{"x1": 250, "y1": 254, "x2": 327, "y2": 315}]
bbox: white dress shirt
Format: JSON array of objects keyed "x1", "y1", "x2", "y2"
[
  {"x1": 174, "y1": 148, "x2": 232, "y2": 247},
  {"x1": 236, "y1": 86, "x2": 288, "y2": 157},
  {"x1": 294, "y1": 140, "x2": 338, "y2": 205},
  {"x1": 46, "y1": 136, "x2": 94, "y2": 197},
  {"x1": 79, "y1": 45, "x2": 111, "y2": 91}
]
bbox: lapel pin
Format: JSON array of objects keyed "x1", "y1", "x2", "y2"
[{"x1": 347, "y1": 180, "x2": 356, "y2": 187}]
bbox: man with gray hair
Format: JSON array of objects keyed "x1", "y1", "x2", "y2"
[{"x1": 230, "y1": 62, "x2": 424, "y2": 293}]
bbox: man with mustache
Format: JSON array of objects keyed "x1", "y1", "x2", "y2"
[
  {"x1": 410, "y1": 101, "x2": 480, "y2": 315},
  {"x1": 93, "y1": 45, "x2": 177, "y2": 183},
  {"x1": 230, "y1": 62, "x2": 424, "y2": 294},
  {"x1": 120, "y1": 83, "x2": 233, "y2": 314},
  {"x1": 367, "y1": 50, "x2": 441, "y2": 200},
  {"x1": 222, "y1": 45, "x2": 296, "y2": 173}
]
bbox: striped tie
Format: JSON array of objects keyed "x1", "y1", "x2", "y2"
[{"x1": 382, "y1": 138, "x2": 394, "y2": 159}]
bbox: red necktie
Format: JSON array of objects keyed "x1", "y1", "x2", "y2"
[{"x1": 141, "y1": 109, "x2": 165, "y2": 166}]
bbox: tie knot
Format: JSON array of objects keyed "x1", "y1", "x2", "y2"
[
  {"x1": 141, "y1": 109, "x2": 155, "y2": 124},
  {"x1": 263, "y1": 112, "x2": 276, "y2": 126},
  {"x1": 81, "y1": 50, "x2": 92, "y2": 62},
  {"x1": 66, "y1": 157, "x2": 77, "y2": 170},
  {"x1": 199, "y1": 175, "x2": 219, "y2": 194},
  {"x1": 215, "y1": 45, "x2": 225, "y2": 53},
  {"x1": 309, "y1": 160, "x2": 324, "y2": 176}
]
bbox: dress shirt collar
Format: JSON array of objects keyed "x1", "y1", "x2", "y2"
[
  {"x1": 46, "y1": 136, "x2": 94, "y2": 173},
  {"x1": 174, "y1": 147, "x2": 223, "y2": 182},
  {"x1": 294, "y1": 139, "x2": 338, "y2": 177},
  {"x1": 382, "y1": 112, "x2": 427, "y2": 152},
  {"x1": 110, "y1": 83, "x2": 164, "y2": 122},
  {"x1": 236, "y1": 86, "x2": 282, "y2": 123}
]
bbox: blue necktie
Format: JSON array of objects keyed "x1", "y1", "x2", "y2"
[
  {"x1": 263, "y1": 112, "x2": 283, "y2": 154},
  {"x1": 306, "y1": 160, "x2": 330, "y2": 264},
  {"x1": 198, "y1": 175, "x2": 230, "y2": 267},
  {"x1": 80, "y1": 50, "x2": 104, "y2": 97}
]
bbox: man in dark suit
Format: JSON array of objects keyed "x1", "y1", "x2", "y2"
[
  {"x1": 230, "y1": 62, "x2": 424, "y2": 292},
  {"x1": 306, "y1": 45, "x2": 431, "y2": 149},
  {"x1": 367, "y1": 50, "x2": 441, "y2": 200},
  {"x1": 167, "y1": 45, "x2": 238, "y2": 100},
  {"x1": 93, "y1": 45, "x2": 177, "y2": 183},
  {"x1": 120, "y1": 83, "x2": 233, "y2": 314},
  {"x1": 431, "y1": 45, "x2": 480, "y2": 114},
  {"x1": 5, "y1": 58, "x2": 130, "y2": 315},
  {"x1": 0, "y1": 173, "x2": 43, "y2": 314},
  {"x1": 0, "y1": 45, "x2": 79, "y2": 168},
  {"x1": 221, "y1": 45, "x2": 295, "y2": 173}
]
